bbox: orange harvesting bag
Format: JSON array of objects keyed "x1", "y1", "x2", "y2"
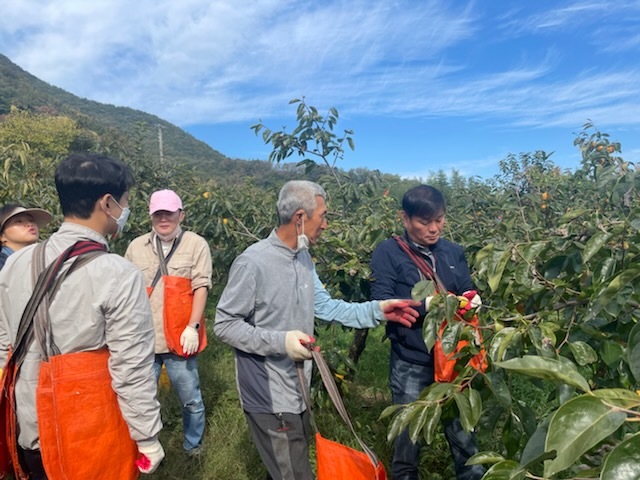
[
  {"x1": 316, "y1": 432, "x2": 387, "y2": 480},
  {"x1": 36, "y1": 349, "x2": 139, "y2": 480},
  {"x1": 434, "y1": 314, "x2": 488, "y2": 383},
  {"x1": 148, "y1": 233, "x2": 206, "y2": 357},
  {"x1": 298, "y1": 349, "x2": 387, "y2": 480},
  {"x1": 161, "y1": 275, "x2": 207, "y2": 356}
]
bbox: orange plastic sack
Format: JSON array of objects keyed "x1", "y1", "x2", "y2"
[
  {"x1": 0, "y1": 361, "x2": 13, "y2": 478},
  {"x1": 434, "y1": 314, "x2": 488, "y2": 383},
  {"x1": 316, "y1": 432, "x2": 387, "y2": 480},
  {"x1": 148, "y1": 276, "x2": 206, "y2": 357},
  {"x1": 36, "y1": 349, "x2": 139, "y2": 480},
  {"x1": 1, "y1": 354, "x2": 27, "y2": 480}
]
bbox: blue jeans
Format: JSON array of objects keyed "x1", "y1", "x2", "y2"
[
  {"x1": 154, "y1": 353, "x2": 205, "y2": 451},
  {"x1": 389, "y1": 350, "x2": 484, "y2": 480}
]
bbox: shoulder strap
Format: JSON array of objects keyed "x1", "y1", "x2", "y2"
[
  {"x1": 393, "y1": 235, "x2": 447, "y2": 293},
  {"x1": 150, "y1": 231, "x2": 184, "y2": 290},
  {"x1": 35, "y1": 244, "x2": 108, "y2": 359},
  {"x1": 296, "y1": 351, "x2": 380, "y2": 469},
  {"x1": 11, "y1": 240, "x2": 108, "y2": 366}
]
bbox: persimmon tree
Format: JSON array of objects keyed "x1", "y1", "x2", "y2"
[
  {"x1": 251, "y1": 98, "x2": 401, "y2": 368},
  {"x1": 382, "y1": 123, "x2": 640, "y2": 479}
]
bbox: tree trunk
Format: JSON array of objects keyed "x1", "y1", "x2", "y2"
[{"x1": 348, "y1": 328, "x2": 369, "y2": 364}]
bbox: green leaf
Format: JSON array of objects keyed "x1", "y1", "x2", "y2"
[
  {"x1": 423, "y1": 316, "x2": 437, "y2": 352},
  {"x1": 569, "y1": 341, "x2": 599, "y2": 365},
  {"x1": 557, "y1": 383, "x2": 575, "y2": 404},
  {"x1": 600, "y1": 432, "x2": 640, "y2": 480},
  {"x1": 601, "y1": 340, "x2": 624, "y2": 366},
  {"x1": 496, "y1": 356, "x2": 591, "y2": 392},
  {"x1": 419, "y1": 381, "x2": 454, "y2": 402},
  {"x1": 596, "y1": 267, "x2": 640, "y2": 309},
  {"x1": 559, "y1": 209, "x2": 590, "y2": 222},
  {"x1": 543, "y1": 255, "x2": 568, "y2": 279},
  {"x1": 387, "y1": 404, "x2": 417, "y2": 443},
  {"x1": 443, "y1": 294, "x2": 459, "y2": 322},
  {"x1": 502, "y1": 412, "x2": 522, "y2": 458},
  {"x1": 482, "y1": 460, "x2": 525, "y2": 480},
  {"x1": 519, "y1": 241, "x2": 548, "y2": 263},
  {"x1": 454, "y1": 391, "x2": 474, "y2": 432},
  {"x1": 379, "y1": 403, "x2": 404, "y2": 420},
  {"x1": 592, "y1": 388, "x2": 640, "y2": 409},
  {"x1": 466, "y1": 451, "x2": 505, "y2": 466},
  {"x1": 423, "y1": 403, "x2": 442, "y2": 445},
  {"x1": 412, "y1": 279, "x2": 436, "y2": 301},
  {"x1": 627, "y1": 322, "x2": 640, "y2": 383},
  {"x1": 520, "y1": 419, "x2": 550, "y2": 467},
  {"x1": 408, "y1": 405, "x2": 430, "y2": 444},
  {"x1": 544, "y1": 395, "x2": 626, "y2": 477},
  {"x1": 441, "y1": 321, "x2": 462, "y2": 355},
  {"x1": 485, "y1": 372, "x2": 512, "y2": 406},
  {"x1": 465, "y1": 387, "x2": 483, "y2": 427},
  {"x1": 516, "y1": 401, "x2": 538, "y2": 437},
  {"x1": 489, "y1": 327, "x2": 518, "y2": 363},
  {"x1": 345, "y1": 136, "x2": 354, "y2": 150},
  {"x1": 582, "y1": 231, "x2": 612, "y2": 264},
  {"x1": 488, "y1": 249, "x2": 511, "y2": 293},
  {"x1": 630, "y1": 217, "x2": 640, "y2": 232},
  {"x1": 538, "y1": 322, "x2": 557, "y2": 348}
]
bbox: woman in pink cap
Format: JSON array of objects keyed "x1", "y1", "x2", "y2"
[
  {"x1": 125, "y1": 189, "x2": 212, "y2": 456},
  {"x1": 0, "y1": 204, "x2": 53, "y2": 270}
]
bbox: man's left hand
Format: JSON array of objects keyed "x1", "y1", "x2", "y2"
[
  {"x1": 379, "y1": 299, "x2": 421, "y2": 328},
  {"x1": 180, "y1": 325, "x2": 199, "y2": 355}
]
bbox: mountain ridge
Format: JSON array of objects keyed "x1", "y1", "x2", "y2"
[{"x1": 0, "y1": 53, "x2": 232, "y2": 169}]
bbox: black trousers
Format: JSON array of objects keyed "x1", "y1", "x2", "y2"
[{"x1": 20, "y1": 448, "x2": 47, "y2": 480}]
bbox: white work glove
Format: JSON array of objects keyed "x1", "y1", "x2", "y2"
[
  {"x1": 379, "y1": 299, "x2": 421, "y2": 327},
  {"x1": 180, "y1": 325, "x2": 199, "y2": 355},
  {"x1": 425, "y1": 296, "x2": 434, "y2": 311},
  {"x1": 285, "y1": 330, "x2": 313, "y2": 361},
  {"x1": 136, "y1": 439, "x2": 165, "y2": 474}
]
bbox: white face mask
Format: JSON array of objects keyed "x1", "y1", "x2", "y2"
[
  {"x1": 297, "y1": 216, "x2": 309, "y2": 251},
  {"x1": 109, "y1": 196, "x2": 131, "y2": 235}
]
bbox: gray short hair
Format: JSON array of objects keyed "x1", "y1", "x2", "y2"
[{"x1": 277, "y1": 180, "x2": 326, "y2": 224}]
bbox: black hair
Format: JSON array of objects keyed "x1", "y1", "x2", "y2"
[
  {"x1": 401, "y1": 185, "x2": 445, "y2": 219},
  {"x1": 55, "y1": 153, "x2": 134, "y2": 219}
]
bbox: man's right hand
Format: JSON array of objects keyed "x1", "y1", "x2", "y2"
[
  {"x1": 379, "y1": 299, "x2": 421, "y2": 327},
  {"x1": 136, "y1": 439, "x2": 165, "y2": 474},
  {"x1": 285, "y1": 330, "x2": 314, "y2": 361}
]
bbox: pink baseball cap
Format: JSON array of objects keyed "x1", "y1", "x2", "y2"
[{"x1": 149, "y1": 189, "x2": 183, "y2": 214}]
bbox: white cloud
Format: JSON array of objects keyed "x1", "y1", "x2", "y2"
[
  {"x1": 498, "y1": 1, "x2": 640, "y2": 34},
  {"x1": 399, "y1": 151, "x2": 509, "y2": 181},
  {"x1": 1, "y1": 0, "x2": 639, "y2": 134}
]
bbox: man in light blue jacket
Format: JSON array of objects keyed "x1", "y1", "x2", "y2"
[{"x1": 215, "y1": 180, "x2": 419, "y2": 480}]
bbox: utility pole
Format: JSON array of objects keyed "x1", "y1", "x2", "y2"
[{"x1": 156, "y1": 124, "x2": 165, "y2": 164}]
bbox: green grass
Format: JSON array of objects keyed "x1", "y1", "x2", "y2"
[{"x1": 148, "y1": 321, "x2": 486, "y2": 480}]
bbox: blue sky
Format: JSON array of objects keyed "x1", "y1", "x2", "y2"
[{"x1": 2, "y1": 0, "x2": 639, "y2": 179}]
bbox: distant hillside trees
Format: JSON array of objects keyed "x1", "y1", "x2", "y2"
[{"x1": 0, "y1": 106, "x2": 78, "y2": 157}]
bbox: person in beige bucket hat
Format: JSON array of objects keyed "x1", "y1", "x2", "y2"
[{"x1": 0, "y1": 204, "x2": 53, "y2": 270}]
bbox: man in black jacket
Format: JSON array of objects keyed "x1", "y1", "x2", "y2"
[{"x1": 370, "y1": 185, "x2": 484, "y2": 480}]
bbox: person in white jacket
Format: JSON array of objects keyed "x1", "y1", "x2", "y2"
[{"x1": 0, "y1": 153, "x2": 164, "y2": 477}]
